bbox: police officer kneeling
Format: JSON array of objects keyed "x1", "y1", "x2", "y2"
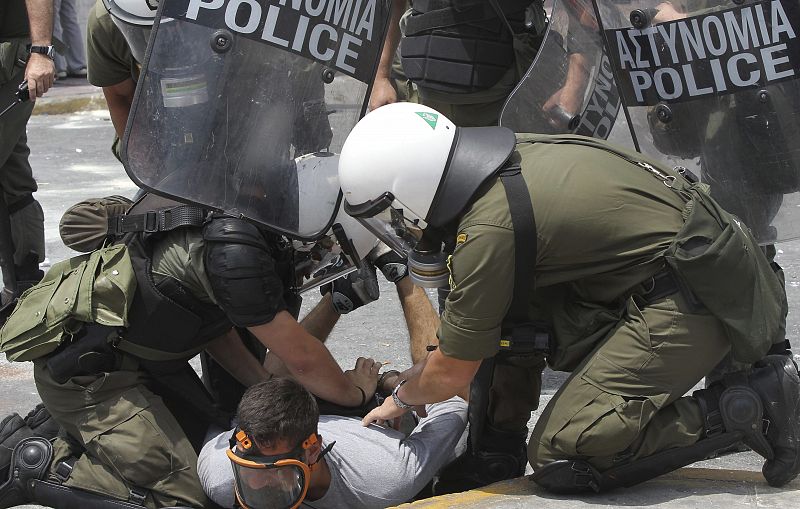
[
  {"x1": 0, "y1": 192, "x2": 383, "y2": 509},
  {"x1": 351, "y1": 103, "x2": 800, "y2": 493}
]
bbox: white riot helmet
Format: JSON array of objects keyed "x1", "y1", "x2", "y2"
[
  {"x1": 291, "y1": 153, "x2": 380, "y2": 293},
  {"x1": 338, "y1": 103, "x2": 516, "y2": 287},
  {"x1": 102, "y1": 0, "x2": 158, "y2": 62}
]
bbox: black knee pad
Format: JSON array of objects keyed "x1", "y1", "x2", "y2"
[
  {"x1": 0, "y1": 436, "x2": 52, "y2": 508},
  {"x1": 718, "y1": 385, "x2": 772, "y2": 459}
]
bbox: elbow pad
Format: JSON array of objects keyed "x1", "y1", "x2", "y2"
[{"x1": 204, "y1": 218, "x2": 288, "y2": 327}]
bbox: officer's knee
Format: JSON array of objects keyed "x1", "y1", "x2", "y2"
[{"x1": 531, "y1": 392, "x2": 657, "y2": 468}]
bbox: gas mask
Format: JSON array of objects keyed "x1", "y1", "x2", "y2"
[
  {"x1": 346, "y1": 197, "x2": 449, "y2": 288},
  {"x1": 227, "y1": 428, "x2": 333, "y2": 509}
]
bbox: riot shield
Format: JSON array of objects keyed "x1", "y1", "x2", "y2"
[
  {"x1": 501, "y1": 0, "x2": 634, "y2": 145},
  {"x1": 594, "y1": 0, "x2": 800, "y2": 244},
  {"x1": 123, "y1": 0, "x2": 391, "y2": 241}
]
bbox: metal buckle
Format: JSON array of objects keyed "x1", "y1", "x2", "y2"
[
  {"x1": 53, "y1": 460, "x2": 74, "y2": 483},
  {"x1": 570, "y1": 462, "x2": 600, "y2": 492},
  {"x1": 128, "y1": 487, "x2": 148, "y2": 506},
  {"x1": 143, "y1": 211, "x2": 159, "y2": 233}
]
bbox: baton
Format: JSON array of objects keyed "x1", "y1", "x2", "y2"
[{"x1": 0, "y1": 81, "x2": 30, "y2": 118}]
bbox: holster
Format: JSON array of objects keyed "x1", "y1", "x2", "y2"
[{"x1": 45, "y1": 324, "x2": 118, "y2": 384}]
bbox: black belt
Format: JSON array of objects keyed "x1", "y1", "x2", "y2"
[{"x1": 638, "y1": 269, "x2": 681, "y2": 305}]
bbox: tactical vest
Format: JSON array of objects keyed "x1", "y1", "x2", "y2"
[
  {"x1": 110, "y1": 194, "x2": 300, "y2": 366},
  {"x1": 108, "y1": 194, "x2": 232, "y2": 365},
  {"x1": 401, "y1": 0, "x2": 535, "y2": 94}
]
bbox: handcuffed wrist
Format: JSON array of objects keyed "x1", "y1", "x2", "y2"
[{"x1": 377, "y1": 370, "x2": 402, "y2": 396}]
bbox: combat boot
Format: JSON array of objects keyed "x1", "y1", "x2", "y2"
[
  {"x1": 433, "y1": 425, "x2": 527, "y2": 495},
  {"x1": 745, "y1": 355, "x2": 800, "y2": 486}
]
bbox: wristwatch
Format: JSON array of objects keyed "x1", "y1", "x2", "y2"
[
  {"x1": 29, "y1": 45, "x2": 55, "y2": 59},
  {"x1": 391, "y1": 379, "x2": 414, "y2": 410}
]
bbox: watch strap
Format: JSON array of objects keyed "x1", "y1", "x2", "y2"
[
  {"x1": 28, "y1": 45, "x2": 54, "y2": 59},
  {"x1": 391, "y1": 379, "x2": 414, "y2": 409}
]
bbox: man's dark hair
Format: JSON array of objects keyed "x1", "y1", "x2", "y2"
[{"x1": 237, "y1": 377, "x2": 319, "y2": 449}]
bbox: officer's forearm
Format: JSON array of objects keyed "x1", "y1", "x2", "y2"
[
  {"x1": 25, "y1": 0, "x2": 54, "y2": 46},
  {"x1": 375, "y1": 0, "x2": 405, "y2": 79},
  {"x1": 395, "y1": 278, "x2": 439, "y2": 364},
  {"x1": 248, "y1": 312, "x2": 363, "y2": 406},
  {"x1": 396, "y1": 349, "x2": 480, "y2": 406},
  {"x1": 205, "y1": 329, "x2": 271, "y2": 387}
]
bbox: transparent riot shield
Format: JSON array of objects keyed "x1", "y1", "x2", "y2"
[
  {"x1": 594, "y1": 0, "x2": 800, "y2": 244},
  {"x1": 501, "y1": 0, "x2": 634, "y2": 145},
  {"x1": 123, "y1": 0, "x2": 391, "y2": 241}
]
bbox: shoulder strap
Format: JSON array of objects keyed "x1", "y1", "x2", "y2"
[
  {"x1": 498, "y1": 164, "x2": 536, "y2": 325},
  {"x1": 108, "y1": 204, "x2": 209, "y2": 236}
]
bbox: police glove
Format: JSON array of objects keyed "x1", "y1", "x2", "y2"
[
  {"x1": 322, "y1": 264, "x2": 380, "y2": 314},
  {"x1": 368, "y1": 242, "x2": 408, "y2": 283}
]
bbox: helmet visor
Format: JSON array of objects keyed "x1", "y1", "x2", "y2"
[
  {"x1": 355, "y1": 204, "x2": 424, "y2": 258},
  {"x1": 227, "y1": 449, "x2": 310, "y2": 509}
]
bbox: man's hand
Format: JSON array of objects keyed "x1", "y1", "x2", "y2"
[
  {"x1": 362, "y1": 392, "x2": 427, "y2": 427},
  {"x1": 344, "y1": 357, "x2": 382, "y2": 401},
  {"x1": 368, "y1": 76, "x2": 399, "y2": 111},
  {"x1": 24, "y1": 0, "x2": 55, "y2": 101},
  {"x1": 25, "y1": 54, "x2": 55, "y2": 101},
  {"x1": 653, "y1": 2, "x2": 687, "y2": 23}
]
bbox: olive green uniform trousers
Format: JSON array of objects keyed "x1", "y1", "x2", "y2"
[
  {"x1": 33, "y1": 358, "x2": 211, "y2": 508},
  {"x1": 529, "y1": 291, "x2": 728, "y2": 470},
  {"x1": 0, "y1": 39, "x2": 45, "y2": 267}
]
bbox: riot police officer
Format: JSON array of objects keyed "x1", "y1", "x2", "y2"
[
  {"x1": 344, "y1": 103, "x2": 799, "y2": 493},
  {"x1": 0, "y1": 184, "x2": 390, "y2": 508},
  {"x1": 0, "y1": 0, "x2": 55, "y2": 314}
]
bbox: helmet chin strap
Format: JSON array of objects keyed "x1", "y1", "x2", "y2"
[{"x1": 309, "y1": 441, "x2": 336, "y2": 472}]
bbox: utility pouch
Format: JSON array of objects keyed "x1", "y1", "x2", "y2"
[
  {"x1": 499, "y1": 322, "x2": 552, "y2": 356},
  {"x1": 0, "y1": 245, "x2": 136, "y2": 362},
  {"x1": 45, "y1": 324, "x2": 118, "y2": 384},
  {"x1": 0, "y1": 40, "x2": 26, "y2": 86},
  {"x1": 665, "y1": 186, "x2": 786, "y2": 363}
]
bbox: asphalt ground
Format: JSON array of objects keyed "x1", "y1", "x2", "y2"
[{"x1": 1, "y1": 81, "x2": 799, "y2": 506}]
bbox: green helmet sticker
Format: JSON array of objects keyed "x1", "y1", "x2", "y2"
[{"x1": 415, "y1": 111, "x2": 439, "y2": 129}]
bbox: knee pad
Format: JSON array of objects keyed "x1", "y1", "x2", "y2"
[
  {"x1": 718, "y1": 385, "x2": 772, "y2": 459},
  {"x1": 0, "y1": 436, "x2": 52, "y2": 508}
]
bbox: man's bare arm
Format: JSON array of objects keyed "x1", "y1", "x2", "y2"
[
  {"x1": 205, "y1": 328, "x2": 272, "y2": 387},
  {"x1": 102, "y1": 78, "x2": 137, "y2": 138},
  {"x1": 263, "y1": 293, "x2": 340, "y2": 378},
  {"x1": 396, "y1": 277, "x2": 439, "y2": 364},
  {"x1": 249, "y1": 310, "x2": 379, "y2": 407},
  {"x1": 24, "y1": 0, "x2": 55, "y2": 99},
  {"x1": 368, "y1": 0, "x2": 406, "y2": 110}
]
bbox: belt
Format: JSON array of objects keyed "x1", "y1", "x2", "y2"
[{"x1": 638, "y1": 269, "x2": 681, "y2": 305}]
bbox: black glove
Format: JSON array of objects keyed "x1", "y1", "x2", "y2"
[
  {"x1": 369, "y1": 243, "x2": 408, "y2": 283},
  {"x1": 321, "y1": 264, "x2": 380, "y2": 314}
]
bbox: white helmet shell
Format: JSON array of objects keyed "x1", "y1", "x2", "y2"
[
  {"x1": 102, "y1": 0, "x2": 158, "y2": 26},
  {"x1": 338, "y1": 103, "x2": 457, "y2": 224}
]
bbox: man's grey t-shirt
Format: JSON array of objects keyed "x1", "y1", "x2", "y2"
[{"x1": 198, "y1": 398, "x2": 468, "y2": 509}]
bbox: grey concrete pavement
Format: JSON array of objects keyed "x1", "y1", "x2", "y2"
[
  {"x1": 399, "y1": 469, "x2": 800, "y2": 508},
  {"x1": 3, "y1": 87, "x2": 800, "y2": 507}
]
